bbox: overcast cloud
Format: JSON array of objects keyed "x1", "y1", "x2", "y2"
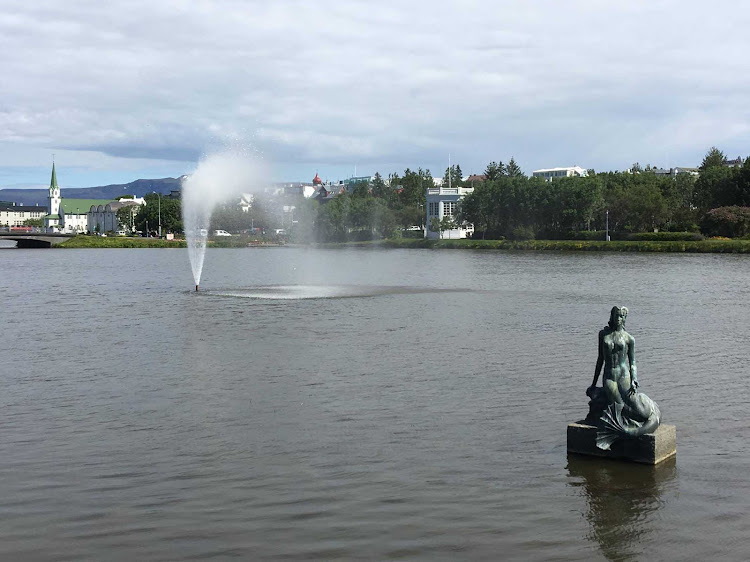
[{"x1": 2, "y1": 0, "x2": 749, "y2": 187}]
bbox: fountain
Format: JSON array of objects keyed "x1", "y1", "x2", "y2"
[{"x1": 181, "y1": 150, "x2": 265, "y2": 290}]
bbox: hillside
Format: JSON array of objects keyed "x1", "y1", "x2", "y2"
[{"x1": 0, "y1": 177, "x2": 184, "y2": 207}]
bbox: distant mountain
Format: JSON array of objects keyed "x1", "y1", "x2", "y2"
[{"x1": 0, "y1": 177, "x2": 184, "y2": 207}]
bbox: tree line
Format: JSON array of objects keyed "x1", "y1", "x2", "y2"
[
  {"x1": 459, "y1": 148, "x2": 750, "y2": 239},
  {"x1": 104, "y1": 146, "x2": 750, "y2": 241}
]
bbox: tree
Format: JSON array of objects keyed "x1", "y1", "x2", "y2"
[
  {"x1": 484, "y1": 161, "x2": 505, "y2": 181},
  {"x1": 400, "y1": 168, "x2": 426, "y2": 208},
  {"x1": 351, "y1": 180, "x2": 370, "y2": 198},
  {"x1": 442, "y1": 165, "x2": 463, "y2": 188},
  {"x1": 505, "y1": 157, "x2": 524, "y2": 178},
  {"x1": 134, "y1": 193, "x2": 182, "y2": 234},
  {"x1": 440, "y1": 215, "x2": 456, "y2": 238},
  {"x1": 700, "y1": 147, "x2": 727, "y2": 171},
  {"x1": 429, "y1": 216, "x2": 442, "y2": 239},
  {"x1": 694, "y1": 165, "x2": 734, "y2": 211},
  {"x1": 116, "y1": 204, "x2": 140, "y2": 233},
  {"x1": 371, "y1": 172, "x2": 388, "y2": 198},
  {"x1": 700, "y1": 206, "x2": 750, "y2": 238},
  {"x1": 22, "y1": 218, "x2": 44, "y2": 228}
]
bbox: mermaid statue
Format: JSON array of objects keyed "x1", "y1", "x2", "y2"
[{"x1": 585, "y1": 306, "x2": 661, "y2": 450}]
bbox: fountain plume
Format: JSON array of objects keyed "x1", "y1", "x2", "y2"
[{"x1": 182, "y1": 149, "x2": 265, "y2": 288}]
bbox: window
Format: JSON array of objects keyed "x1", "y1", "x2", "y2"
[
  {"x1": 443, "y1": 201, "x2": 456, "y2": 217},
  {"x1": 429, "y1": 202, "x2": 439, "y2": 216}
]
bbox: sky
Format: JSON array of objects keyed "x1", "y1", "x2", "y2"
[{"x1": 2, "y1": 0, "x2": 750, "y2": 189}]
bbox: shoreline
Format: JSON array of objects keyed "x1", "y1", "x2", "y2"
[
  {"x1": 372, "y1": 238, "x2": 750, "y2": 253},
  {"x1": 47, "y1": 236, "x2": 750, "y2": 253}
]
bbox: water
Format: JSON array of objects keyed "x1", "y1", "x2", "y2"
[{"x1": 1, "y1": 247, "x2": 749, "y2": 560}]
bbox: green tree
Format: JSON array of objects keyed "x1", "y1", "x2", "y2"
[
  {"x1": 400, "y1": 168, "x2": 425, "y2": 207},
  {"x1": 484, "y1": 161, "x2": 505, "y2": 180},
  {"x1": 440, "y1": 215, "x2": 456, "y2": 238},
  {"x1": 700, "y1": 146, "x2": 727, "y2": 171},
  {"x1": 116, "y1": 204, "x2": 140, "y2": 233},
  {"x1": 371, "y1": 172, "x2": 388, "y2": 198},
  {"x1": 22, "y1": 218, "x2": 44, "y2": 228},
  {"x1": 505, "y1": 157, "x2": 524, "y2": 178},
  {"x1": 429, "y1": 216, "x2": 445, "y2": 239},
  {"x1": 351, "y1": 180, "x2": 370, "y2": 198},
  {"x1": 694, "y1": 165, "x2": 734, "y2": 211},
  {"x1": 135, "y1": 193, "x2": 182, "y2": 234},
  {"x1": 442, "y1": 165, "x2": 463, "y2": 188}
]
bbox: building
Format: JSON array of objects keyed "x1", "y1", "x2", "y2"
[
  {"x1": 425, "y1": 183, "x2": 475, "y2": 239},
  {"x1": 88, "y1": 198, "x2": 145, "y2": 234},
  {"x1": 652, "y1": 167, "x2": 699, "y2": 178},
  {"x1": 465, "y1": 174, "x2": 486, "y2": 186},
  {"x1": 343, "y1": 176, "x2": 374, "y2": 193},
  {"x1": 532, "y1": 166, "x2": 588, "y2": 180},
  {"x1": 43, "y1": 164, "x2": 111, "y2": 233},
  {"x1": 0, "y1": 202, "x2": 48, "y2": 227}
]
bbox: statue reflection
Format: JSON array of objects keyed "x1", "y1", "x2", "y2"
[{"x1": 567, "y1": 454, "x2": 677, "y2": 560}]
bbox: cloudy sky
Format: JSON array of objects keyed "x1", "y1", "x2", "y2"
[{"x1": 2, "y1": 0, "x2": 749, "y2": 188}]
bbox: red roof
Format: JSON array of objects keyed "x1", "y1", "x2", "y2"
[{"x1": 313, "y1": 173, "x2": 322, "y2": 184}]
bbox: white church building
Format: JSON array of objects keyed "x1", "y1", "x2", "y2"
[
  {"x1": 42, "y1": 163, "x2": 148, "y2": 234},
  {"x1": 43, "y1": 164, "x2": 111, "y2": 233}
]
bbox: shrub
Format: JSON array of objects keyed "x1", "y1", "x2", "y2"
[
  {"x1": 626, "y1": 232, "x2": 704, "y2": 242},
  {"x1": 568, "y1": 230, "x2": 608, "y2": 241},
  {"x1": 510, "y1": 226, "x2": 535, "y2": 240},
  {"x1": 700, "y1": 206, "x2": 750, "y2": 238}
]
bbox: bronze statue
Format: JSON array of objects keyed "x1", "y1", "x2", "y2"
[{"x1": 587, "y1": 307, "x2": 661, "y2": 449}]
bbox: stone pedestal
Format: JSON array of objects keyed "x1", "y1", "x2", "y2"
[{"x1": 567, "y1": 421, "x2": 676, "y2": 465}]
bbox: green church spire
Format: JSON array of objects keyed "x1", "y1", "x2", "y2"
[{"x1": 50, "y1": 162, "x2": 59, "y2": 190}]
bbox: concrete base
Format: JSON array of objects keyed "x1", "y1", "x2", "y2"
[{"x1": 567, "y1": 421, "x2": 676, "y2": 465}]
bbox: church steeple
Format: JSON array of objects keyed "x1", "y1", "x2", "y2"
[
  {"x1": 50, "y1": 162, "x2": 59, "y2": 190},
  {"x1": 48, "y1": 161, "x2": 61, "y2": 217}
]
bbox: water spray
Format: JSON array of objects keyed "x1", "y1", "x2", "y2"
[{"x1": 182, "y1": 148, "x2": 266, "y2": 291}]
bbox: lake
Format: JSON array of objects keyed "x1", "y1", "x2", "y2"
[{"x1": 1, "y1": 247, "x2": 748, "y2": 560}]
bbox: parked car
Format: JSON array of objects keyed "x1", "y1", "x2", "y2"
[{"x1": 214, "y1": 229, "x2": 232, "y2": 237}]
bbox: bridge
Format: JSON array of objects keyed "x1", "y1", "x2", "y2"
[{"x1": 0, "y1": 232, "x2": 76, "y2": 248}]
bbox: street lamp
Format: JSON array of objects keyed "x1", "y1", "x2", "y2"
[
  {"x1": 155, "y1": 192, "x2": 162, "y2": 238},
  {"x1": 606, "y1": 209, "x2": 610, "y2": 241}
]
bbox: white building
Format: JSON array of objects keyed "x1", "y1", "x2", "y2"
[
  {"x1": 239, "y1": 193, "x2": 254, "y2": 212},
  {"x1": 425, "y1": 184, "x2": 475, "y2": 239},
  {"x1": 532, "y1": 166, "x2": 588, "y2": 180},
  {"x1": 0, "y1": 203, "x2": 48, "y2": 227},
  {"x1": 88, "y1": 198, "x2": 145, "y2": 234}
]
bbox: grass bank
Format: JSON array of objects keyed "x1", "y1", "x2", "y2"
[
  {"x1": 55, "y1": 235, "x2": 750, "y2": 253},
  {"x1": 57, "y1": 236, "x2": 187, "y2": 248},
  {"x1": 55, "y1": 235, "x2": 282, "y2": 249},
  {"x1": 380, "y1": 238, "x2": 750, "y2": 253}
]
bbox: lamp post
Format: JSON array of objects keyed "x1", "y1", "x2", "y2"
[
  {"x1": 156, "y1": 192, "x2": 162, "y2": 238},
  {"x1": 606, "y1": 209, "x2": 610, "y2": 241}
]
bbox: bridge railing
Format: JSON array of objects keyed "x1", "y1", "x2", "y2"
[{"x1": 0, "y1": 226, "x2": 46, "y2": 234}]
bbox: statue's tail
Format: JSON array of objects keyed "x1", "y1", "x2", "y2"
[
  {"x1": 596, "y1": 398, "x2": 661, "y2": 450},
  {"x1": 596, "y1": 403, "x2": 626, "y2": 450}
]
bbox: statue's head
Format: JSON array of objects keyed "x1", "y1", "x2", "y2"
[{"x1": 608, "y1": 306, "x2": 628, "y2": 329}]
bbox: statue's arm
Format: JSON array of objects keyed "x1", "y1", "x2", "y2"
[
  {"x1": 591, "y1": 331, "x2": 604, "y2": 388},
  {"x1": 628, "y1": 335, "x2": 639, "y2": 393}
]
